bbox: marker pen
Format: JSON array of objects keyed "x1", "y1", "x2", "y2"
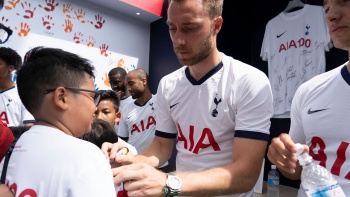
[{"x1": 109, "y1": 147, "x2": 129, "y2": 164}]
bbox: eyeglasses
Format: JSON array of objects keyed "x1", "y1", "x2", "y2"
[
  {"x1": 0, "y1": 23, "x2": 13, "y2": 44},
  {"x1": 43, "y1": 86, "x2": 101, "y2": 106}
]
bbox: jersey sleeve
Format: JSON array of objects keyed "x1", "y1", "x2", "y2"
[
  {"x1": 234, "y1": 70, "x2": 273, "y2": 136},
  {"x1": 118, "y1": 108, "x2": 129, "y2": 138},
  {"x1": 21, "y1": 105, "x2": 35, "y2": 125},
  {"x1": 155, "y1": 77, "x2": 177, "y2": 135}
]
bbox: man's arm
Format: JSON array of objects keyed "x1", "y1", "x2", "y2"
[
  {"x1": 112, "y1": 137, "x2": 267, "y2": 196},
  {"x1": 135, "y1": 136, "x2": 174, "y2": 167},
  {"x1": 0, "y1": 184, "x2": 14, "y2": 197}
]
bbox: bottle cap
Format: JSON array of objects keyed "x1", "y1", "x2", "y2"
[
  {"x1": 294, "y1": 143, "x2": 312, "y2": 166},
  {"x1": 294, "y1": 143, "x2": 304, "y2": 157},
  {"x1": 271, "y1": 165, "x2": 276, "y2": 170}
]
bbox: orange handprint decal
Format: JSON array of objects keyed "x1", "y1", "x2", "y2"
[
  {"x1": 117, "y1": 59, "x2": 125, "y2": 68},
  {"x1": 39, "y1": 0, "x2": 59, "y2": 12},
  {"x1": 74, "y1": 9, "x2": 86, "y2": 24},
  {"x1": 5, "y1": 0, "x2": 20, "y2": 10},
  {"x1": 63, "y1": 19, "x2": 73, "y2": 33},
  {"x1": 18, "y1": 22, "x2": 30, "y2": 37},
  {"x1": 100, "y1": 44, "x2": 110, "y2": 57},
  {"x1": 91, "y1": 14, "x2": 105, "y2": 29},
  {"x1": 17, "y1": 1, "x2": 36, "y2": 19},
  {"x1": 102, "y1": 73, "x2": 110, "y2": 87},
  {"x1": 42, "y1": 15, "x2": 54, "y2": 30},
  {"x1": 73, "y1": 32, "x2": 83, "y2": 44},
  {"x1": 62, "y1": 4, "x2": 73, "y2": 18},
  {"x1": 86, "y1": 36, "x2": 95, "y2": 47}
]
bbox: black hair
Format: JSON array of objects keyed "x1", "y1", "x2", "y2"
[
  {"x1": 97, "y1": 89, "x2": 120, "y2": 112},
  {"x1": 16, "y1": 46, "x2": 95, "y2": 114},
  {"x1": 0, "y1": 47, "x2": 22, "y2": 70},
  {"x1": 108, "y1": 67, "x2": 127, "y2": 78},
  {"x1": 80, "y1": 119, "x2": 119, "y2": 148}
]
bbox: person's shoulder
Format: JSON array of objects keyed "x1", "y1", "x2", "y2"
[
  {"x1": 298, "y1": 63, "x2": 345, "y2": 92},
  {"x1": 222, "y1": 53, "x2": 268, "y2": 77}
]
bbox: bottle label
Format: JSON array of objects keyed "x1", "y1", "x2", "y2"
[
  {"x1": 319, "y1": 183, "x2": 346, "y2": 197},
  {"x1": 304, "y1": 183, "x2": 345, "y2": 197},
  {"x1": 267, "y1": 178, "x2": 279, "y2": 186}
]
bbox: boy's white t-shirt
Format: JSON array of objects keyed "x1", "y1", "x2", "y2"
[{"x1": 0, "y1": 125, "x2": 116, "y2": 197}]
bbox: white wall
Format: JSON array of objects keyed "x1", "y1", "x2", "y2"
[{"x1": 1, "y1": 0, "x2": 151, "y2": 90}]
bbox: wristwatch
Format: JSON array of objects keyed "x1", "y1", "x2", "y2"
[{"x1": 165, "y1": 173, "x2": 181, "y2": 197}]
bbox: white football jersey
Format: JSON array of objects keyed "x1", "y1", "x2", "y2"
[
  {"x1": 114, "y1": 95, "x2": 134, "y2": 133},
  {"x1": 0, "y1": 125, "x2": 116, "y2": 197},
  {"x1": 119, "y1": 95, "x2": 157, "y2": 153},
  {"x1": 155, "y1": 53, "x2": 273, "y2": 197},
  {"x1": 0, "y1": 86, "x2": 35, "y2": 126},
  {"x1": 289, "y1": 63, "x2": 350, "y2": 196},
  {"x1": 261, "y1": 5, "x2": 332, "y2": 117}
]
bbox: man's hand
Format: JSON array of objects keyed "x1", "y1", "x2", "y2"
[
  {"x1": 0, "y1": 184, "x2": 14, "y2": 197},
  {"x1": 267, "y1": 133, "x2": 308, "y2": 174},
  {"x1": 112, "y1": 163, "x2": 167, "y2": 197},
  {"x1": 101, "y1": 142, "x2": 135, "y2": 167}
]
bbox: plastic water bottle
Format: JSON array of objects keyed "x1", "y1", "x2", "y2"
[
  {"x1": 267, "y1": 164, "x2": 279, "y2": 197},
  {"x1": 294, "y1": 143, "x2": 345, "y2": 197}
]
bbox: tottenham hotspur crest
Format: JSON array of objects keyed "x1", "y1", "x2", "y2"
[{"x1": 211, "y1": 94, "x2": 221, "y2": 117}]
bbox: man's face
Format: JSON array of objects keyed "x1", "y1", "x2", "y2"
[
  {"x1": 167, "y1": 0, "x2": 214, "y2": 66},
  {"x1": 0, "y1": 58, "x2": 13, "y2": 81},
  {"x1": 126, "y1": 73, "x2": 145, "y2": 99},
  {"x1": 108, "y1": 73, "x2": 126, "y2": 98},
  {"x1": 66, "y1": 74, "x2": 97, "y2": 137},
  {"x1": 94, "y1": 99, "x2": 120, "y2": 126},
  {"x1": 324, "y1": 0, "x2": 350, "y2": 51}
]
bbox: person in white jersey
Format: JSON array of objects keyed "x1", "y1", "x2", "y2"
[
  {"x1": 0, "y1": 46, "x2": 116, "y2": 197},
  {"x1": 103, "y1": 0, "x2": 273, "y2": 196},
  {"x1": 118, "y1": 68, "x2": 168, "y2": 169},
  {"x1": 267, "y1": 0, "x2": 350, "y2": 196},
  {"x1": 108, "y1": 67, "x2": 134, "y2": 132},
  {"x1": 0, "y1": 47, "x2": 35, "y2": 127}
]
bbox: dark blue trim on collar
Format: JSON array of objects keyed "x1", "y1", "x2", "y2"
[
  {"x1": 341, "y1": 65, "x2": 350, "y2": 86},
  {"x1": 134, "y1": 95, "x2": 153, "y2": 107},
  {"x1": 234, "y1": 130, "x2": 270, "y2": 141},
  {"x1": 0, "y1": 86, "x2": 15, "y2": 94},
  {"x1": 185, "y1": 62, "x2": 223, "y2": 85},
  {"x1": 121, "y1": 95, "x2": 131, "y2": 101}
]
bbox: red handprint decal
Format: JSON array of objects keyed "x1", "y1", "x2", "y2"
[
  {"x1": 91, "y1": 14, "x2": 105, "y2": 29},
  {"x1": 74, "y1": 9, "x2": 86, "y2": 24},
  {"x1": 73, "y1": 32, "x2": 83, "y2": 44},
  {"x1": 86, "y1": 36, "x2": 95, "y2": 47},
  {"x1": 39, "y1": 0, "x2": 59, "y2": 12},
  {"x1": 18, "y1": 22, "x2": 30, "y2": 37},
  {"x1": 100, "y1": 44, "x2": 109, "y2": 57},
  {"x1": 62, "y1": 4, "x2": 73, "y2": 18},
  {"x1": 17, "y1": 1, "x2": 36, "y2": 19},
  {"x1": 42, "y1": 15, "x2": 54, "y2": 30},
  {"x1": 63, "y1": 19, "x2": 73, "y2": 33},
  {"x1": 5, "y1": 0, "x2": 20, "y2": 10},
  {"x1": 117, "y1": 59, "x2": 125, "y2": 68}
]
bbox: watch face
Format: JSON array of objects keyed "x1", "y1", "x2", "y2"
[{"x1": 169, "y1": 176, "x2": 181, "y2": 190}]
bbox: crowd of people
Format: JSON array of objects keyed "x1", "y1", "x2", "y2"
[{"x1": 1, "y1": 0, "x2": 350, "y2": 197}]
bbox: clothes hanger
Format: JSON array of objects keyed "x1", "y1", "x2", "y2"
[{"x1": 283, "y1": 0, "x2": 305, "y2": 13}]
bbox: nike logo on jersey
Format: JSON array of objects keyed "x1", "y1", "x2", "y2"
[
  {"x1": 307, "y1": 108, "x2": 328, "y2": 114},
  {"x1": 170, "y1": 102, "x2": 180, "y2": 109},
  {"x1": 277, "y1": 31, "x2": 286, "y2": 38}
]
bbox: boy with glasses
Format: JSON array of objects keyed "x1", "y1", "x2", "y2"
[{"x1": 0, "y1": 46, "x2": 116, "y2": 196}]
